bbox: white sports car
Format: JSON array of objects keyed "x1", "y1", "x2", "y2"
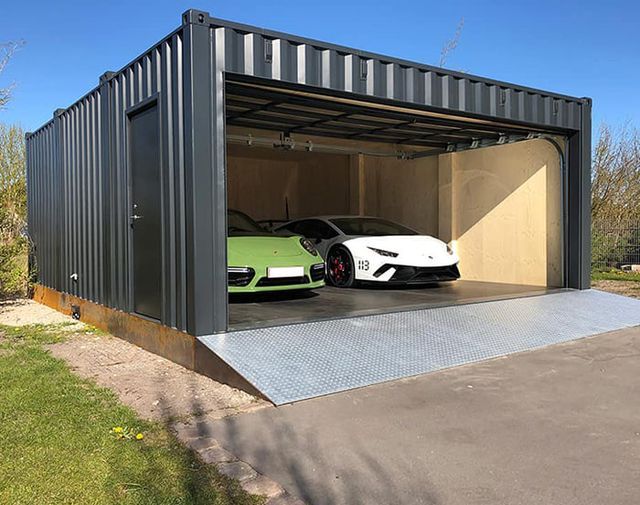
[{"x1": 275, "y1": 216, "x2": 460, "y2": 287}]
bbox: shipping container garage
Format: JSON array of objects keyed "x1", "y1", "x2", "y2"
[{"x1": 27, "y1": 9, "x2": 623, "y2": 404}]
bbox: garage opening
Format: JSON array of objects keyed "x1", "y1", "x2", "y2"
[{"x1": 224, "y1": 77, "x2": 566, "y2": 331}]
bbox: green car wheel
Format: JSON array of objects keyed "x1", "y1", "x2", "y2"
[{"x1": 227, "y1": 210, "x2": 325, "y2": 293}]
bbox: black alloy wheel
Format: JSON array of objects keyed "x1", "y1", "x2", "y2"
[{"x1": 327, "y1": 246, "x2": 355, "y2": 288}]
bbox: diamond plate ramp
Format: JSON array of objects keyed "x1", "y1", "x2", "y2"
[{"x1": 198, "y1": 290, "x2": 640, "y2": 405}]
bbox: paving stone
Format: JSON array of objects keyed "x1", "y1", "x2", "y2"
[
  {"x1": 185, "y1": 436, "x2": 219, "y2": 452},
  {"x1": 266, "y1": 493, "x2": 306, "y2": 505},
  {"x1": 241, "y1": 475, "x2": 285, "y2": 498},
  {"x1": 199, "y1": 445, "x2": 235, "y2": 464},
  {"x1": 217, "y1": 461, "x2": 257, "y2": 482}
]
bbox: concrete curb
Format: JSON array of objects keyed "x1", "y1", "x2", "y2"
[{"x1": 172, "y1": 419, "x2": 305, "y2": 504}]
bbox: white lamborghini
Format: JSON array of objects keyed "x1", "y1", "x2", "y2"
[{"x1": 275, "y1": 216, "x2": 460, "y2": 287}]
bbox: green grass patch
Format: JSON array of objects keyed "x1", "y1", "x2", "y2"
[
  {"x1": 591, "y1": 269, "x2": 640, "y2": 282},
  {"x1": 0, "y1": 324, "x2": 262, "y2": 505}
]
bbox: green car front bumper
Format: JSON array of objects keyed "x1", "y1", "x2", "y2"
[
  {"x1": 228, "y1": 235, "x2": 325, "y2": 293},
  {"x1": 228, "y1": 262, "x2": 325, "y2": 293}
]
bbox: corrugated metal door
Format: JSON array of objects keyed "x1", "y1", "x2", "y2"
[{"x1": 129, "y1": 102, "x2": 162, "y2": 319}]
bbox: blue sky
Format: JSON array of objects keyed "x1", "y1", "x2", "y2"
[{"x1": 1, "y1": 0, "x2": 638, "y2": 132}]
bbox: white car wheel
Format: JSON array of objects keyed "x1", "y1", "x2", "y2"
[{"x1": 326, "y1": 246, "x2": 355, "y2": 288}]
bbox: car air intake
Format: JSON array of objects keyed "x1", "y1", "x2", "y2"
[
  {"x1": 256, "y1": 275, "x2": 311, "y2": 287},
  {"x1": 228, "y1": 267, "x2": 255, "y2": 286},
  {"x1": 310, "y1": 263, "x2": 325, "y2": 282},
  {"x1": 373, "y1": 264, "x2": 461, "y2": 283}
]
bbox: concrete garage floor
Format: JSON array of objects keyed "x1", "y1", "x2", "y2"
[
  {"x1": 205, "y1": 326, "x2": 640, "y2": 505},
  {"x1": 229, "y1": 280, "x2": 557, "y2": 330}
]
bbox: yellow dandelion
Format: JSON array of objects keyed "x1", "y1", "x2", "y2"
[
  {"x1": 113, "y1": 426, "x2": 124, "y2": 433},
  {"x1": 136, "y1": 433, "x2": 144, "y2": 440}
]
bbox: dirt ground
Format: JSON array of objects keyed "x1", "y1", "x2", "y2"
[
  {"x1": 593, "y1": 280, "x2": 640, "y2": 299},
  {"x1": 0, "y1": 298, "x2": 80, "y2": 326},
  {"x1": 0, "y1": 299, "x2": 267, "y2": 421}
]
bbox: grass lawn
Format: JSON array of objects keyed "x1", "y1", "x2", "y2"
[
  {"x1": 0, "y1": 323, "x2": 263, "y2": 505},
  {"x1": 591, "y1": 270, "x2": 640, "y2": 282}
]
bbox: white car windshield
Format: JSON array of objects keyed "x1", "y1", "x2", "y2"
[{"x1": 330, "y1": 217, "x2": 417, "y2": 236}]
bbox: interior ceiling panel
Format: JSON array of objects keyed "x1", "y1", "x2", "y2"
[{"x1": 225, "y1": 79, "x2": 551, "y2": 152}]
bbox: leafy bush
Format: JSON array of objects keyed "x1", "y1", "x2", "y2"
[
  {"x1": 0, "y1": 123, "x2": 28, "y2": 298},
  {"x1": 591, "y1": 225, "x2": 635, "y2": 269}
]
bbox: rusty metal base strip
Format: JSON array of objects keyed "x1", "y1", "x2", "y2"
[{"x1": 32, "y1": 284, "x2": 264, "y2": 399}]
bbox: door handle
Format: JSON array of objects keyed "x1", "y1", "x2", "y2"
[{"x1": 130, "y1": 214, "x2": 144, "y2": 225}]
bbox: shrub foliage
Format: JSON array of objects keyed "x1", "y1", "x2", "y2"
[{"x1": 0, "y1": 123, "x2": 28, "y2": 298}]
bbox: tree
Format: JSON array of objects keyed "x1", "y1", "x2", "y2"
[
  {"x1": 591, "y1": 123, "x2": 640, "y2": 226},
  {"x1": 0, "y1": 124, "x2": 26, "y2": 239},
  {"x1": 0, "y1": 41, "x2": 28, "y2": 296},
  {"x1": 0, "y1": 124, "x2": 27, "y2": 296},
  {"x1": 591, "y1": 123, "x2": 640, "y2": 269},
  {"x1": 439, "y1": 17, "x2": 465, "y2": 68},
  {"x1": 0, "y1": 41, "x2": 22, "y2": 109}
]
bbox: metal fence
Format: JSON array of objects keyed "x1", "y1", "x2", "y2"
[{"x1": 592, "y1": 222, "x2": 640, "y2": 270}]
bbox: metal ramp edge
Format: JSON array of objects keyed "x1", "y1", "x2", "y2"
[{"x1": 198, "y1": 290, "x2": 640, "y2": 405}]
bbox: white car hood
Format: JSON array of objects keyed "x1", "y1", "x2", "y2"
[
  {"x1": 346, "y1": 235, "x2": 446, "y2": 251},
  {"x1": 343, "y1": 235, "x2": 458, "y2": 266}
]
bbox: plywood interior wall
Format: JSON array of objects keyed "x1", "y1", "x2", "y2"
[
  {"x1": 227, "y1": 144, "x2": 351, "y2": 221},
  {"x1": 361, "y1": 155, "x2": 439, "y2": 235},
  {"x1": 227, "y1": 126, "x2": 438, "y2": 233},
  {"x1": 226, "y1": 126, "x2": 563, "y2": 287},
  {"x1": 440, "y1": 139, "x2": 562, "y2": 287}
]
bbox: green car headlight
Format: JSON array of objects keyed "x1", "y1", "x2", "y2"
[{"x1": 300, "y1": 238, "x2": 318, "y2": 256}]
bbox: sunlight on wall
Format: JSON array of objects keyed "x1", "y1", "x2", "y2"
[{"x1": 440, "y1": 140, "x2": 562, "y2": 287}]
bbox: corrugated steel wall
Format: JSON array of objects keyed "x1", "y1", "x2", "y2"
[
  {"x1": 57, "y1": 91, "x2": 103, "y2": 303},
  {"x1": 26, "y1": 29, "x2": 188, "y2": 330},
  {"x1": 26, "y1": 10, "x2": 590, "y2": 335},
  {"x1": 208, "y1": 16, "x2": 584, "y2": 131},
  {"x1": 26, "y1": 120, "x2": 58, "y2": 289}
]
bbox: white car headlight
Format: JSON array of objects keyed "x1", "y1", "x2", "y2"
[{"x1": 368, "y1": 246, "x2": 398, "y2": 258}]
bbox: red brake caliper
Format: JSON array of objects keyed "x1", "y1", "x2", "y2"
[{"x1": 332, "y1": 257, "x2": 342, "y2": 280}]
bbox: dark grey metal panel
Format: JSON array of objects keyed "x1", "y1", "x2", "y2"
[
  {"x1": 46, "y1": 91, "x2": 103, "y2": 302},
  {"x1": 183, "y1": 19, "x2": 216, "y2": 335},
  {"x1": 180, "y1": 12, "x2": 228, "y2": 336},
  {"x1": 566, "y1": 98, "x2": 592, "y2": 290},
  {"x1": 100, "y1": 33, "x2": 190, "y2": 327},
  {"x1": 576, "y1": 98, "x2": 592, "y2": 289},
  {"x1": 26, "y1": 121, "x2": 57, "y2": 289},
  {"x1": 26, "y1": 29, "x2": 189, "y2": 331},
  {"x1": 205, "y1": 13, "x2": 584, "y2": 131}
]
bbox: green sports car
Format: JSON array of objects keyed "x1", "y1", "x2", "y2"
[{"x1": 227, "y1": 209, "x2": 325, "y2": 293}]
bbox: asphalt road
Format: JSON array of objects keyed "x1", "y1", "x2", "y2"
[{"x1": 207, "y1": 326, "x2": 640, "y2": 505}]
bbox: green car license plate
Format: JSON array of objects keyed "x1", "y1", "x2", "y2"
[{"x1": 267, "y1": 266, "x2": 304, "y2": 278}]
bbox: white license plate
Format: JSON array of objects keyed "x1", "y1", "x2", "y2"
[{"x1": 267, "y1": 266, "x2": 304, "y2": 278}]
